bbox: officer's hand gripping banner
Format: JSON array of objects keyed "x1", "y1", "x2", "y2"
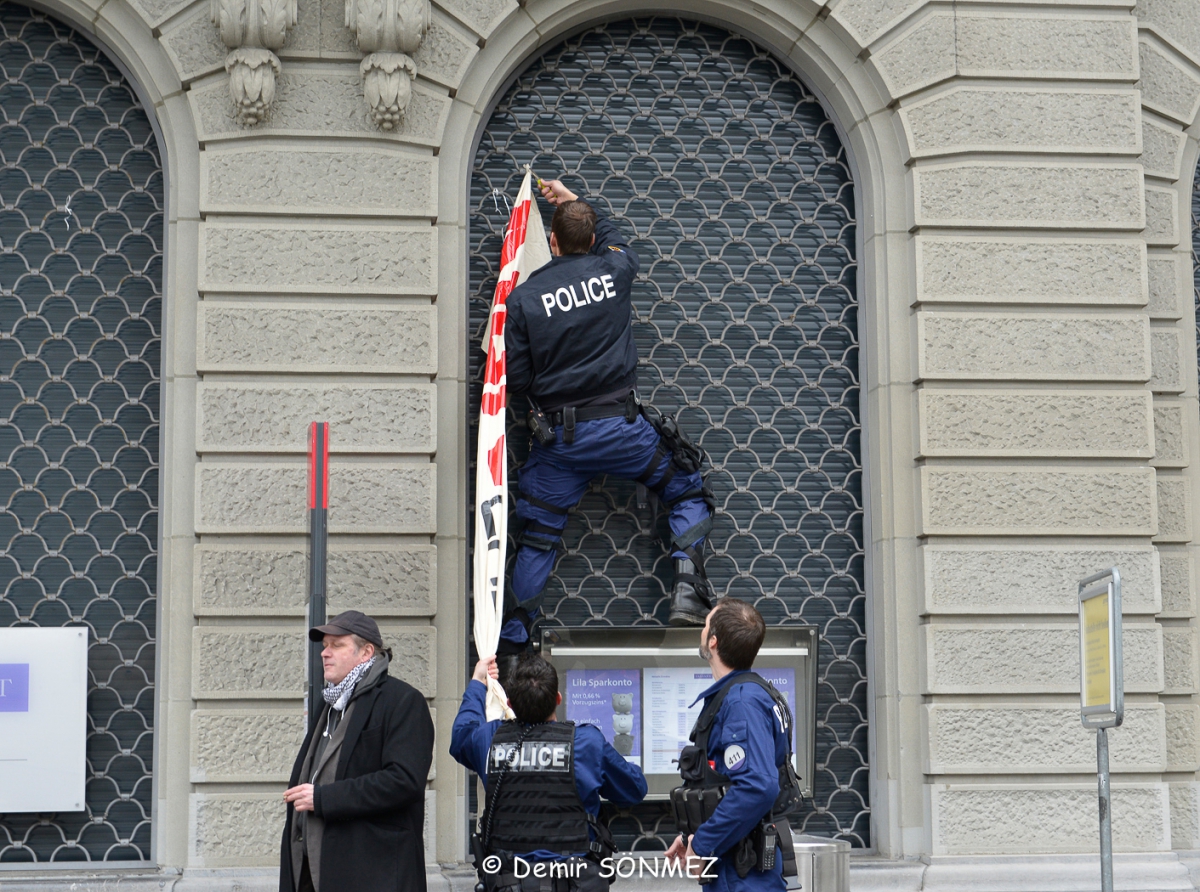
[{"x1": 474, "y1": 169, "x2": 550, "y2": 720}]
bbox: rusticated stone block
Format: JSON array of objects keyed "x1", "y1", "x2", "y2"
[
  {"x1": 1140, "y1": 0, "x2": 1200, "y2": 63},
  {"x1": 199, "y1": 222, "x2": 436, "y2": 295},
  {"x1": 1150, "y1": 328, "x2": 1186, "y2": 393},
  {"x1": 920, "y1": 467, "x2": 1156, "y2": 536},
  {"x1": 195, "y1": 464, "x2": 436, "y2": 533},
  {"x1": 1155, "y1": 477, "x2": 1192, "y2": 543},
  {"x1": 1153, "y1": 404, "x2": 1187, "y2": 468},
  {"x1": 915, "y1": 238, "x2": 1144, "y2": 306},
  {"x1": 917, "y1": 390, "x2": 1152, "y2": 458},
  {"x1": 191, "y1": 793, "x2": 283, "y2": 866},
  {"x1": 196, "y1": 382, "x2": 436, "y2": 453},
  {"x1": 127, "y1": 0, "x2": 192, "y2": 28},
  {"x1": 955, "y1": 15, "x2": 1137, "y2": 79},
  {"x1": 922, "y1": 623, "x2": 1163, "y2": 693},
  {"x1": 925, "y1": 704, "x2": 1164, "y2": 774},
  {"x1": 438, "y1": 0, "x2": 516, "y2": 37},
  {"x1": 195, "y1": 543, "x2": 437, "y2": 616},
  {"x1": 901, "y1": 88, "x2": 1139, "y2": 158},
  {"x1": 200, "y1": 147, "x2": 436, "y2": 217},
  {"x1": 191, "y1": 710, "x2": 305, "y2": 782},
  {"x1": 930, "y1": 784, "x2": 1169, "y2": 854},
  {"x1": 1145, "y1": 187, "x2": 1179, "y2": 246},
  {"x1": 1163, "y1": 626, "x2": 1198, "y2": 693},
  {"x1": 1147, "y1": 254, "x2": 1183, "y2": 319},
  {"x1": 1166, "y1": 704, "x2": 1200, "y2": 772},
  {"x1": 1159, "y1": 551, "x2": 1194, "y2": 616},
  {"x1": 913, "y1": 164, "x2": 1143, "y2": 229},
  {"x1": 159, "y1": 2, "x2": 226, "y2": 82},
  {"x1": 193, "y1": 627, "x2": 306, "y2": 699},
  {"x1": 1142, "y1": 115, "x2": 1186, "y2": 180},
  {"x1": 918, "y1": 313, "x2": 1150, "y2": 382},
  {"x1": 411, "y1": 10, "x2": 478, "y2": 88},
  {"x1": 197, "y1": 304, "x2": 436, "y2": 373},
  {"x1": 1171, "y1": 783, "x2": 1200, "y2": 849},
  {"x1": 921, "y1": 545, "x2": 1159, "y2": 615},
  {"x1": 830, "y1": 0, "x2": 923, "y2": 46},
  {"x1": 379, "y1": 625, "x2": 436, "y2": 696},
  {"x1": 188, "y1": 68, "x2": 451, "y2": 142},
  {"x1": 1140, "y1": 37, "x2": 1200, "y2": 125},
  {"x1": 870, "y1": 11, "x2": 955, "y2": 99}
]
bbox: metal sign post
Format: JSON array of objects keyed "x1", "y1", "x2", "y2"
[
  {"x1": 308, "y1": 422, "x2": 330, "y2": 735},
  {"x1": 1078, "y1": 567, "x2": 1124, "y2": 892}
]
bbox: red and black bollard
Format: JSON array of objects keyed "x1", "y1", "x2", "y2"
[{"x1": 308, "y1": 421, "x2": 330, "y2": 734}]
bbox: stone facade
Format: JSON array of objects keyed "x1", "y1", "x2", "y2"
[{"x1": 7, "y1": 0, "x2": 1200, "y2": 889}]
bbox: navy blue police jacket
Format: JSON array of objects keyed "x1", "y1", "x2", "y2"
[
  {"x1": 689, "y1": 670, "x2": 790, "y2": 892},
  {"x1": 449, "y1": 679, "x2": 648, "y2": 860},
  {"x1": 504, "y1": 200, "x2": 640, "y2": 408}
]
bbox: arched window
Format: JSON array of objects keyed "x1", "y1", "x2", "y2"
[{"x1": 0, "y1": 2, "x2": 161, "y2": 863}]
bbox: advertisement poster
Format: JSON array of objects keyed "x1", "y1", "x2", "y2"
[
  {"x1": 565, "y1": 669, "x2": 641, "y2": 765},
  {"x1": 644, "y1": 667, "x2": 714, "y2": 774},
  {"x1": 755, "y1": 667, "x2": 798, "y2": 768}
]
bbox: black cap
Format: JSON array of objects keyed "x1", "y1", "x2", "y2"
[{"x1": 309, "y1": 610, "x2": 383, "y2": 648}]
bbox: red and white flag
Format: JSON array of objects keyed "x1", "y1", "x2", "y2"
[{"x1": 473, "y1": 169, "x2": 550, "y2": 720}]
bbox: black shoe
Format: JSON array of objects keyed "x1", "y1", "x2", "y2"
[{"x1": 668, "y1": 558, "x2": 714, "y2": 626}]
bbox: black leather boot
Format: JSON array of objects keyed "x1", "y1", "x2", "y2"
[{"x1": 668, "y1": 557, "x2": 714, "y2": 626}]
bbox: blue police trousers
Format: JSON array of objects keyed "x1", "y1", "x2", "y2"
[{"x1": 505, "y1": 415, "x2": 711, "y2": 641}]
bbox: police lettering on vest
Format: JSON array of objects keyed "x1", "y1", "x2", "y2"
[
  {"x1": 539, "y1": 274, "x2": 617, "y2": 317},
  {"x1": 488, "y1": 739, "x2": 572, "y2": 772}
]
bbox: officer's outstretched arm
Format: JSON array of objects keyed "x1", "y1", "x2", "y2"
[
  {"x1": 450, "y1": 678, "x2": 499, "y2": 779},
  {"x1": 597, "y1": 738, "x2": 648, "y2": 805}
]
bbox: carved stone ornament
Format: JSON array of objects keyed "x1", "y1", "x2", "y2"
[
  {"x1": 210, "y1": 0, "x2": 298, "y2": 126},
  {"x1": 346, "y1": 0, "x2": 430, "y2": 130}
]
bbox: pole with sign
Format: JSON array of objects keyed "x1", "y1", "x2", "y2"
[{"x1": 1078, "y1": 567, "x2": 1123, "y2": 892}]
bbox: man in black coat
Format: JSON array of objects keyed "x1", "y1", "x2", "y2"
[{"x1": 280, "y1": 610, "x2": 435, "y2": 892}]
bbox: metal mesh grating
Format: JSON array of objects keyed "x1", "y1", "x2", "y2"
[
  {"x1": 468, "y1": 18, "x2": 867, "y2": 847},
  {"x1": 0, "y1": 1, "x2": 160, "y2": 863}
]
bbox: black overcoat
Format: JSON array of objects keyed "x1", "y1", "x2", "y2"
[{"x1": 279, "y1": 671, "x2": 434, "y2": 892}]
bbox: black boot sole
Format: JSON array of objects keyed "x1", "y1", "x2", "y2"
[{"x1": 668, "y1": 608, "x2": 708, "y2": 626}]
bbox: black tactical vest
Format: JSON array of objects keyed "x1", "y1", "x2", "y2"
[{"x1": 481, "y1": 721, "x2": 591, "y2": 856}]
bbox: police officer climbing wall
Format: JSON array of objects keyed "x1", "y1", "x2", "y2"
[
  {"x1": 451, "y1": 653, "x2": 648, "y2": 892},
  {"x1": 501, "y1": 180, "x2": 716, "y2": 651},
  {"x1": 666, "y1": 599, "x2": 805, "y2": 892}
]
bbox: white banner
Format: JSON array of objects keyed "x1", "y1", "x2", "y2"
[{"x1": 473, "y1": 170, "x2": 550, "y2": 720}]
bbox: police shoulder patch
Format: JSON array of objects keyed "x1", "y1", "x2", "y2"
[
  {"x1": 608, "y1": 245, "x2": 623, "y2": 252},
  {"x1": 723, "y1": 744, "x2": 746, "y2": 772}
]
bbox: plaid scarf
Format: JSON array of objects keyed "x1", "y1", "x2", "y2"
[{"x1": 322, "y1": 657, "x2": 376, "y2": 712}]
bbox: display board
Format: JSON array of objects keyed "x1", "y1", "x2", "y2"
[
  {"x1": 542, "y1": 626, "x2": 817, "y2": 799},
  {"x1": 0, "y1": 627, "x2": 88, "y2": 812}
]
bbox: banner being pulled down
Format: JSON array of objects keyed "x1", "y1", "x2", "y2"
[{"x1": 473, "y1": 169, "x2": 551, "y2": 720}]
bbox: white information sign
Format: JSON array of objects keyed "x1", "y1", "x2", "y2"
[
  {"x1": 644, "y1": 667, "x2": 714, "y2": 773},
  {"x1": 0, "y1": 627, "x2": 88, "y2": 812}
]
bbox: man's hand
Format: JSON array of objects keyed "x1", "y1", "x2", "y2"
[
  {"x1": 284, "y1": 783, "x2": 315, "y2": 812},
  {"x1": 539, "y1": 179, "x2": 578, "y2": 205},
  {"x1": 472, "y1": 655, "x2": 498, "y2": 685},
  {"x1": 665, "y1": 834, "x2": 687, "y2": 866}
]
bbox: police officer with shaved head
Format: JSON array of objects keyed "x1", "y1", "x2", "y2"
[
  {"x1": 501, "y1": 180, "x2": 716, "y2": 654},
  {"x1": 451, "y1": 653, "x2": 647, "y2": 892}
]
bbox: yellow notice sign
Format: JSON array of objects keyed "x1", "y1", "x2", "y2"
[{"x1": 1083, "y1": 592, "x2": 1112, "y2": 708}]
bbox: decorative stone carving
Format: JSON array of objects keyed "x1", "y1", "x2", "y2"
[
  {"x1": 210, "y1": 0, "x2": 297, "y2": 125},
  {"x1": 346, "y1": 0, "x2": 430, "y2": 129}
]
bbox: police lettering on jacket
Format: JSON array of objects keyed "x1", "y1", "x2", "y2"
[
  {"x1": 539, "y1": 274, "x2": 617, "y2": 317},
  {"x1": 489, "y1": 739, "x2": 573, "y2": 772}
]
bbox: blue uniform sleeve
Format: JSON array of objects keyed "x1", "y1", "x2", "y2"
[
  {"x1": 504, "y1": 297, "x2": 532, "y2": 397},
  {"x1": 449, "y1": 679, "x2": 500, "y2": 782},
  {"x1": 598, "y1": 739, "x2": 648, "y2": 806},
  {"x1": 690, "y1": 695, "x2": 780, "y2": 859},
  {"x1": 583, "y1": 199, "x2": 640, "y2": 277}
]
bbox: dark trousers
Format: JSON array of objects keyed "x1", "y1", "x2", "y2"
[
  {"x1": 298, "y1": 854, "x2": 315, "y2": 892},
  {"x1": 496, "y1": 858, "x2": 608, "y2": 892}
]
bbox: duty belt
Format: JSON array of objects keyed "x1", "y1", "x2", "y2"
[{"x1": 544, "y1": 400, "x2": 635, "y2": 444}]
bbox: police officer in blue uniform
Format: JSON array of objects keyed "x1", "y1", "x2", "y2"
[
  {"x1": 451, "y1": 653, "x2": 648, "y2": 892},
  {"x1": 500, "y1": 180, "x2": 715, "y2": 647},
  {"x1": 666, "y1": 599, "x2": 798, "y2": 892}
]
